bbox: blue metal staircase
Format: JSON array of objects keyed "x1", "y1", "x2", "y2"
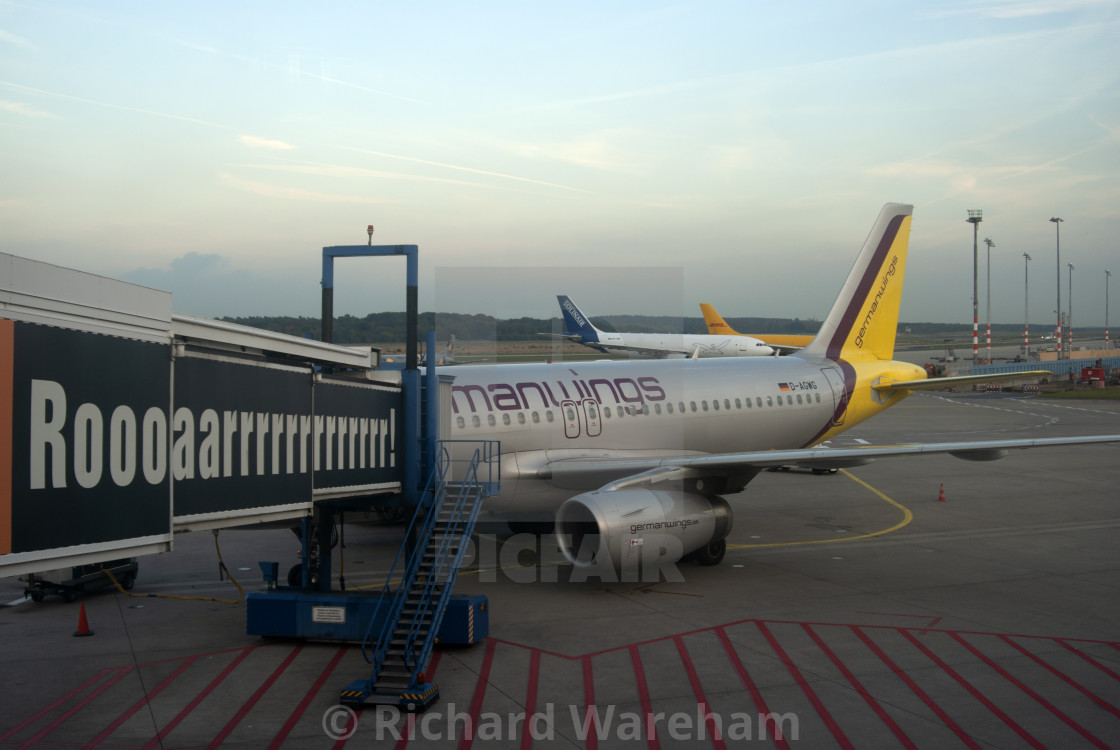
[{"x1": 340, "y1": 440, "x2": 498, "y2": 711}]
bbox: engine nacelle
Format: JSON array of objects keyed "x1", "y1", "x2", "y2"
[{"x1": 555, "y1": 489, "x2": 733, "y2": 573}]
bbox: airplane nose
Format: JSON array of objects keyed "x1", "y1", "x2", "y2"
[{"x1": 758, "y1": 344, "x2": 775, "y2": 356}]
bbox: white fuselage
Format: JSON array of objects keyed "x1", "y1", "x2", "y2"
[
  {"x1": 590, "y1": 331, "x2": 775, "y2": 358},
  {"x1": 443, "y1": 355, "x2": 848, "y2": 513}
]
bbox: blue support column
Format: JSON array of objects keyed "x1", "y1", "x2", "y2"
[{"x1": 321, "y1": 245, "x2": 421, "y2": 508}]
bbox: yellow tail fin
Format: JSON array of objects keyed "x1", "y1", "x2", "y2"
[{"x1": 801, "y1": 204, "x2": 913, "y2": 362}]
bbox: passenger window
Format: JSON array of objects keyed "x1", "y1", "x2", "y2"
[
  {"x1": 679, "y1": 402, "x2": 686, "y2": 413},
  {"x1": 546, "y1": 410, "x2": 554, "y2": 422},
  {"x1": 456, "y1": 416, "x2": 465, "y2": 429},
  {"x1": 766, "y1": 396, "x2": 773, "y2": 407},
  {"x1": 518, "y1": 412, "x2": 526, "y2": 424},
  {"x1": 816, "y1": 393, "x2": 821, "y2": 403},
  {"x1": 487, "y1": 414, "x2": 496, "y2": 426},
  {"x1": 472, "y1": 415, "x2": 480, "y2": 427},
  {"x1": 502, "y1": 413, "x2": 511, "y2": 425},
  {"x1": 690, "y1": 401, "x2": 697, "y2": 412},
  {"x1": 566, "y1": 406, "x2": 576, "y2": 422},
  {"x1": 666, "y1": 403, "x2": 674, "y2": 414},
  {"x1": 616, "y1": 406, "x2": 623, "y2": 417},
  {"x1": 654, "y1": 404, "x2": 662, "y2": 415},
  {"x1": 724, "y1": 399, "x2": 731, "y2": 410},
  {"x1": 796, "y1": 394, "x2": 803, "y2": 404},
  {"x1": 712, "y1": 400, "x2": 719, "y2": 411},
  {"x1": 735, "y1": 398, "x2": 741, "y2": 409},
  {"x1": 756, "y1": 397, "x2": 763, "y2": 408},
  {"x1": 532, "y1": 412, "x2": 540, "y2": 423}
]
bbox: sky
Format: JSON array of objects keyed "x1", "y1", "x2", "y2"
[{"x1": 2, "y1": 1, "x2": 1119, "y2": 329}]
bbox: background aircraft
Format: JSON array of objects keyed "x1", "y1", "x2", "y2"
[
  {"x1": 550, "y1": 295, "x2": 776, "y2": 358},
  {"x1": 444, "y1": 204, "x2": 1117, "y2": 574},
  {"x1": 699, "y1": 302, "x2": 813, "y2": 354}
]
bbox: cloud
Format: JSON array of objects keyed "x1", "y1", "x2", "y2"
[
  {"x1": 0, "y1": 28, "x2": 34, "y2": 48},
  {"x1": 0, "y1": 99, "x2": 53, "y2": 117},
  {"x1": 218, "y1": 172, "x2": 384, "y2": 203},
  {"x1": 923, "y1": 0, "x2": 1114, "y2": 19},
  {"x1": 238, "y1": 134, "x2": 295, "y2": 150}
]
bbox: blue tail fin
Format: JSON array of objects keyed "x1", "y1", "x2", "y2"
[{"x1": 557, "y1": 295, "x2": 600, "y2": 343}]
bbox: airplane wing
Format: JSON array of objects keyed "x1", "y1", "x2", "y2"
[
  {"x1": 535, "y1": 434, "x2": 1120, "y2": 491},
  {"x1": 873, "y1": 372, "x2": 1052, "y2": 393}
]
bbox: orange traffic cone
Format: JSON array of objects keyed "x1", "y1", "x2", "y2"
[
  {"x1": 73, "y1": 603, "x2": 94, "y2": 637},
  {"x1": 937, "y1": 483, "x2": 946, "y2": 503}
]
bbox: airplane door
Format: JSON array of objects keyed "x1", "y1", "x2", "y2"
[
  {"x1": 820, "y1": 367, "x2": 848, "y2": 426},
  {"x1": 561, "y1": 400, "x2": 580, "y2": 438},
  {"x1": 582, "y1": 398, "x2": 601, "y2": 437}
]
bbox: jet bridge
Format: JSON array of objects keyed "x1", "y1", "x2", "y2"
[{"x1": 0, "y1": 252, "x2": 403, "y2": 579}]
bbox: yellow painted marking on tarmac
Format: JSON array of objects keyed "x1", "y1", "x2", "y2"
[{"x1": 727, "y1": 469, "x2": 913, "y2": 549}]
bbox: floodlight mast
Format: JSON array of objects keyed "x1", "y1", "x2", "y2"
[
  {"x1": 1050, "y1": 217, "x2": 1063, "y2": 358},
  {"x1": 1023, "y1": 253, "x2": 1031, "y2": 355},
  {"x1": 967, "y1": 210, "x2": 983, "y2": 366},
  {"x1": 1068, "y1": 263, "x2": 1075, "y2": 354},
  {"x1": 984, "y1": 237, "x2": 995, "y2": 362}
]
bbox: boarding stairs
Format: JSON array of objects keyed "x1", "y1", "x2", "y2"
[{"x1": 341, "y1": 440, "x2": 498, "y2": 711}]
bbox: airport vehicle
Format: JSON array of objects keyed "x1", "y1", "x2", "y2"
[
  {"x1": 445, "y1": 204, "x2": 1118, "y2": 573},
  {"x1": 699, "y1": 302, "x2": 813, "y2": 353},
  {"x1": 551, "y1": 295, "x2": 776, "y2": 358},
  {"x1": 21, "y1": 559, "x2": 138, "y2": 602}
]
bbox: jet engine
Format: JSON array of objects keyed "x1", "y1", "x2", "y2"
[{"x1": 555, "y1": 489, "x2": 733, "y2": 574}]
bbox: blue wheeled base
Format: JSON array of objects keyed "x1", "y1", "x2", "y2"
[{"x1": 339, "y1": 681, "x2": 439, "y2": 712}]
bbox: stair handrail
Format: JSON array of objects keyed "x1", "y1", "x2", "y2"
[
  {"x1": 360, "y1": 444, "x2": 451, "y2": 666},
  {"x1": 397, "y1": 447, "x2": 489, "y2": 671}
]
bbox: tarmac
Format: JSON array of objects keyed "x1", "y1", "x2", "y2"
[{"x1": 1, "y1": 390, "x2": 1118, "y2": 748}]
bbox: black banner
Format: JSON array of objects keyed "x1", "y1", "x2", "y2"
[{"x1": 10, "y1": 323, "x2": 171, "y2": 553}]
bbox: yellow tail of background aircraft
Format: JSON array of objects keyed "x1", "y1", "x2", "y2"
[{"x1": 699, "y1": 302, "x2": 813, "y2": 353}]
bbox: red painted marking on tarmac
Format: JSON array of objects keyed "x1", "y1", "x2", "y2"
[
  {"x1": 672, "y1": 635, "x2": 726, "y2": 750},
  {"x1": 457, "y1": 637, "x2": 497, "y2": 750},
  {"x1": 999, "y1": 636, "x2": 1120, "y2": 719},
  {"x1": 757, "y1": 621, "x2": 853, "y2": 750},
  {"x1": 1058, "y1": 638, "x2": 1120, "y2": 681},
  {"x1": 0, "y1": 668, "x2": 116, "y2": 743},
  {"x1": 851, "y1": 626, "x2": 983, "y2": 750},
  {"x1": 897, "y1": 629, "x2": 1046, "y2": 750},
  {"x1": 519, "y1": 649, "x2": 541, "y2": 750},
  {"x1": 801, "y1": 624, "x2": 917, "y2": 750},
  {"x1": 949, "y1": 632, "x2": 1111, "y2": 750},
  {"x1": 143, "y1": 645, "x2": 257, "y2": 750},
  {"x1": 268, "y1": 646, "x2": 347, "y2": 750},
  {"x1": 17, "y1": 667, "x2": 134, "y2": 750},
  {"x1": 582, "y1": 655, "x2": 597, "y2": 750},
  {"x1": 715, "y1": 627, "x2": 788, "y2": 750},
  {"x1": 207, "y1": 644, "x2": 303, "y2": 749},
  {"x1": 86, "y1": 655, "x2": 201, "y2": 748},
  {"x1": 629, "y1": 644, "x2": 661, "y2": 750}
]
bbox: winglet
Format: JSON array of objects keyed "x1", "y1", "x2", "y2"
[{"x1": 801, "y1": 203, "x2": 913, "y2": 362}]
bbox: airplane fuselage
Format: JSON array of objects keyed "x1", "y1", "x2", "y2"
[{"x1": 442, "y1": 354, "x2": 918, "y2": 514}]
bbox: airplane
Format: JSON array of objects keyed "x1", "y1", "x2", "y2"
[
  {"x1": 551, "y1": 295, "x2": 776, "y2": 358},
  {"x1": 443, "y1": 203, "x2": 1119, "y2": 574},
  {"x1": 699, "y1": 302, "x2": 813, "y2": 354}
]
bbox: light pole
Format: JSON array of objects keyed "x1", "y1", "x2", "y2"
[
  {"x1": 1068, "y1": 262, "x2": 1075, "y2": 355},
  {"x1": 968, "y1": 210, "x2": 983, "y2": 366},
  {"x1": 1107, "y1": 270, "x2": 1112, "y2": 348},
  {"x1": 984, "y1": 237, "x2": 995, "y2": 362},
  {"x1": 1023, "y1": 253, "x2": 1031, "y2": 355},
  {"x1": 1050, "y1": 217, "x2": 1063, "y2": 358}
]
